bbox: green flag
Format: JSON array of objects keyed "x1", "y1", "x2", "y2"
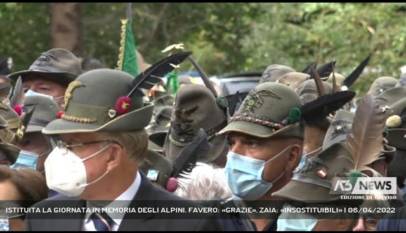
[
  {"x1": 117, "y1": 19, "x2": 139, "y2": 77},
  {"x1": 166, "y1": 71, "x2": 179, "y2": 95}
]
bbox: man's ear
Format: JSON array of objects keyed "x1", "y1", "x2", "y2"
[
  {"x1": 286, "y1": 144, "x2": 302, "y2": 171},
  {"x1": 106, "y1": 143, "x2": 123, "y2": 170}
]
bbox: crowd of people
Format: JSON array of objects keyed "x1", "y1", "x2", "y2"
[{"x1": 0, "y1": 47, "x2": 406, "y2": 231}]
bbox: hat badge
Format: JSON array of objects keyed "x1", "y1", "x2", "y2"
[
  {"x1": 316, "y1": 167, "x2": 328, "y2": 178},
  {"x1": 64, "y1": 81, "x2": 83, "y2": 110}
]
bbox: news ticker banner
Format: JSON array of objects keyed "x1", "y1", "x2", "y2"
[{"x1": 0, "y1": 200, "x2": 405, "y2": 219}]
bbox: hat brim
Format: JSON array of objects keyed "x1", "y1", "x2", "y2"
[
  {"x1": 218, "y1": 120, "x2": 302, "y2": 139},
  {"x1": 163, "y1": 132, "x2": 228, "y2": 164},
  {"x1": 8, "y1": 70, "x2": 75, "y2": 86},
  {"x1": 272, "y1": 179, "x2": 340, "y2": 203},
  {"x1": 42, "y1": 104, "x2": 154, "y2": 135},
  {"x1": 25, "y1": 124, "x2": 44, "y2": 133}
]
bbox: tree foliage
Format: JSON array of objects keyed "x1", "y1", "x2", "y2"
[
  {"x1": 242, "y1": 3, "x2": 406, "y2": 93},
  {"x1": 0, "y1": 3, "x2": 405, "y2": 93}
]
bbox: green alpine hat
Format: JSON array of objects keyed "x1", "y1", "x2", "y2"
[
  {"x1": 0, "y1": 102, "x2": 20, "y2": 131},
  {"x1": 295, "y1": 79, "x2": 333, "y2": 105},
  {"x1": 147, "y1": 105, "x2": 172, "y2": 151},
  {"x1": 259, "y1": 64, "x2": 295, "y2": 84},
  {"x1": 218, "y1": 82, "x2": 303, "y2": 139},
  {"x1": 8, "y1": 48, "x2": 82, "y2": 87},
  {"x1": 376, "y1": 86, "x2": 406, "y2": 150},
  {"x1": 23, "y1": 95, "x2": 59, "y2": 133},
  {"x1": 322, "y1": 110, "x2": 354, "y2": 150},
  {"x1": 163, "y1": 84, "x2": 228, "y2": 163},
  {"x1": 272, "y1": 142, "x2": 354, "y2": 203},
  {"x1": 275, "y1": 72, "x2": 310, "y2": 91},
  {"x1": 367, "y1": 76, "x2": 398, "y2": 97},
  {"x1": 0, "y1": 102, "x2": 21, "y2": 144},
  {"x1": 147, "y1": 105, "x2": 172, "y2": 136},
  {"x1": 42, "y1": 69, "x2": 152, "y2": 134},
  {"x1": 43, "y1": 51, "x2": 192, "y2": 135}
]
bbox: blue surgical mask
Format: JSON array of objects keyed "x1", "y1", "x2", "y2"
[
  {"x1": 277, "y1": 205, "x2": 318, "y2": 231},
  {"x1": 224, "y1": 145, "x2": 293, "y2": 200},
  {"x1": 0, "y1": 218, "x2": 9, "y2": 231},
  {"x1": 10, "y1": 150, "x2": 39, "y2": 170},
  {"x1": 24, "y1": 89, "x2": 54, "y2": 100},
  {"x1": 293, "y1": 147, "x2": 322, "y2": 174}
]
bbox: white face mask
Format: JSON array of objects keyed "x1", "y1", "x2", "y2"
[{"x1": 44, "y1": 143, "x2": 111, "y2": 197}]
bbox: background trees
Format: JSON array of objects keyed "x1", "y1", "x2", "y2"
[{"x1": 0, "y1": 3, "x2": 405, "y2": 93}]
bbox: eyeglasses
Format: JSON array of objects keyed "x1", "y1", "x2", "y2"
[{"x1": 50, "y1": 139, "x2": 120, "y2": 150}]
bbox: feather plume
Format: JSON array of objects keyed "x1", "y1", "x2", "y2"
[
  {"x1": 171, "y1": 128, "x2": 209, "y2": 177},
  {"x1": 302, "y1": 62, "x2": 317, "y2": 74},
  {"x1": 175, "y1": 162, "x2": 232, "y2": 200},
  {"x1": 342, "y1": 54, "x2": 371, "y2": 88},
  {"x1": 301, "y1": 91, "x2": 355, "y2": 124},
  {"x1": 127, "y1": 51, "x2": 191, "y2": 97},
  {"x1": 22, "y1": 105, "x2": 35, "y2": 130},
  {"x1": 9, "y1": 77, "x2": 22, "y2": 107},
  {"x1": 332, "y1": 71, "x2": 339, "y2": 93},
  {"x1": 346, "y1": 94, "x2": 387, "y2": 171},
  {"x1": 317, "y1": 60, "x2": 336, "y2": 79},
  {"x1": 187, "y1": 56, "x2": 218, "y2": 98},
  {"x1": 310, "y1": 66, "x2": 325, "y2": 97}
]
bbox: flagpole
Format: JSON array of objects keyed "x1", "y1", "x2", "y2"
[{"x1": 126, "y1": 3, "x2": 132, "y2": 21}]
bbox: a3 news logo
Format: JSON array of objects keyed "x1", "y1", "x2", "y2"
[{"x1": 330, "y1": 177, "x2": 397, "y2": 195}]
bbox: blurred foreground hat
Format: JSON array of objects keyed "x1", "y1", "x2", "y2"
[
  {"x1": 8, "y1": 48, "x2": 82, "y2": 87},
  {"x1": 275, "y1": 72, "x2": 309, "y2": 90},
  {"x1": 260, "y1": 64, "x2": 295, "y2": 84},
  {"x1": 164, "y1": 84, "x2": 227, "y2": 163},
  {"x1": 367, "y1": 76, "x2": 398, "y2": 97},
  {"x1": 23, "y1": 95, "x2": 59, "y2": 133}
]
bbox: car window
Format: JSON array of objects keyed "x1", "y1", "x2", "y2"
[{"x1": 222, "y1": 80, "x2": 259, "y2": 96}]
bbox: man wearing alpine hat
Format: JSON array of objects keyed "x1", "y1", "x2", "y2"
[{"x1": 25, "y1": 53, "x2": 229, "y2": 230}]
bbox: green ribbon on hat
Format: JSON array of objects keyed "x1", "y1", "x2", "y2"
[
  {"x1": 287, "y1": 107, "x2": 302, "y2": 124},
  {"x1": 348, "y1": 170, "x2": 363, "y2": 186}
]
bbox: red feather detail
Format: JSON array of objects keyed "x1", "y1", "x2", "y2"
[
  {"x1": 56, "y1": 111, "x2": 64, "y2": 119},
  {"x1": 13, "y1": 104, "x2": 23, "y2": 116},
  {"x1": 166, "y1": 177, "x2": 178, "y2": 192},
  {"x1": 115, "y1": 96, "x2": 132, "y2": 115}
]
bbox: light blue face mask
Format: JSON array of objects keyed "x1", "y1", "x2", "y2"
[
  {"x1": 24, "y1": 89, "x2": 54, "y2": 100},
  {"x1": 10, "y1": 150, "x2": 39, "y2": 170},
  {"x1": 0, "y1": 218, "x2": 9, "y2": 231},
  {"x1": 277, "y1": 204, "x2": 318, "y2": 231},
  {"x1": 224, "y1": 145, "x2": 293, "y2": 200},
  {"x1": 293, "y1": 147, "x2": 322, "y2": 174}
]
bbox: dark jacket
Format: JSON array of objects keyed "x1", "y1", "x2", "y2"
[
  {"x1": 377, "y1": 205, "x2": 406, "y2": 231},
  {"x1": 25, "y1": 173, "x2": 232, "y2": 231}
]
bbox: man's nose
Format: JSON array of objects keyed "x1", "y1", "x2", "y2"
[{"x1": 229, "y1": 139, "x2": 245, "y2": 155}]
